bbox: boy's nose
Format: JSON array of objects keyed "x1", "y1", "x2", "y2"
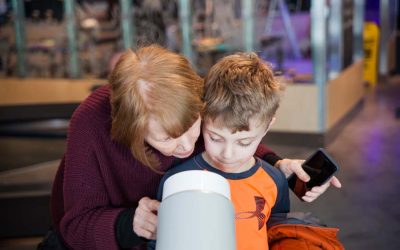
[{"x1": 221, "y1": 144, "x2": 233, "y2": 159}]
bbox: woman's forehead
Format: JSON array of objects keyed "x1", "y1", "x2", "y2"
[{"x1": 146, "y1": 116, "x2": 169, "y2": 138}]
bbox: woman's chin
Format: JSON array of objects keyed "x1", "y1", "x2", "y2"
[{"x1": 173, "y1": 149, "x2": 194, "y2": 158}]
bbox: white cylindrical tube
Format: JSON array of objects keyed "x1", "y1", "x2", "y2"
[{"x1": 156, "y1": 170, "x2": 236, "y2": 250}]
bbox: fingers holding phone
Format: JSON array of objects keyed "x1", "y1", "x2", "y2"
[
  {"x1": 288, "y1": 148, "x2": 341, "y2": 202},
  {"x1": 302, "y1": 176, "x2": 342, "y2": 202},
  {"x1": 329, "y1": 176, "x2": 342, "y2": 188},
  {"x1": 275, "y1": 159, "x2": 307, "y2": 179}
]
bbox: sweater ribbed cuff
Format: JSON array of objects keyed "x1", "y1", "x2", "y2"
[
  {"x1": 116, "y1": 208, "x2": 143, "y2": 248},
  {"x1": 263, "y1": 153, "x2": 282, "y2": 167}
]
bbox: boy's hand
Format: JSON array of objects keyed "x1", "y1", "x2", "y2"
[
  {"x1": 302, "y1": 176, "x2": 341, "y2": 202},
  {"x1": 275, "y1": 158, "x2": 342, "y2": 202},
  {"x1": 133, "y1": 197, "x2": 160, "y2": 240}
]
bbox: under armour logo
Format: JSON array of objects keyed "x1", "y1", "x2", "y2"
[{"x1": 235, "y1": 196, "x2": 266, "y2": 230}]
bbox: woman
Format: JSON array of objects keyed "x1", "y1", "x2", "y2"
[{"x1": 50, "y1": 45, "x2": 340, "y2": 250}]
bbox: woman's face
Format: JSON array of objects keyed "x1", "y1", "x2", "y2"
[{"x1": 145, "y1": 116, "x2": 202, "y2": 158}]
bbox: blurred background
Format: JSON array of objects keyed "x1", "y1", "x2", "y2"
[{"x1": 0, "y1": 0, "x2": 399, "y2": 249}]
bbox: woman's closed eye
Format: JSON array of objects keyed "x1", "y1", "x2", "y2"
[
  {"x1": 238, "y1": 141, "x2": 252, "y2": 147},
  {"x1": 158, "y1": 137, "x2": 173, "y2": 142}
]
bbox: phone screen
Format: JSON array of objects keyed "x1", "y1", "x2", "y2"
[{"x1": 288, "y1": 148, "x2": 339, "y2": 199}]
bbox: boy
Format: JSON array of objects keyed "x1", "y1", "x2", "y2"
[{"x1": 154, "y1": 52, "x2": 289, "y2": 250}]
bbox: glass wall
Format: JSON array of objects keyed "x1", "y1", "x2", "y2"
[
  {"x1": 0, "y1": 0, "x2": 69, "y2": 77},
  {"x1": 0, "y1": 0, "x2": 365, "y2": 81},
  {"x1": 0, "y1": 0, "x2": 188, "y2": 78}
]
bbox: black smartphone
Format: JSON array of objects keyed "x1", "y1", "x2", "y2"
[{"x1": 288, "y1": 148, "x2": 340, "y2": 200}]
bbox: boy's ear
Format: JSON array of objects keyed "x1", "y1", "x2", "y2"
[{"x1": 266, "y1": 116, "x2": 276, "y2": 132}]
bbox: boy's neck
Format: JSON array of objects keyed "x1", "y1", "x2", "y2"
[{"x1": 201, "y1": 152, "x2": 255, "y2": 174}]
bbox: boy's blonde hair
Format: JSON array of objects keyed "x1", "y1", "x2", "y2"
[
  {"x1": 109, "y1": 45, "x2": 204, "y2": 172},
  {"x1": 203, "y1": 52, "x2": 283, "y2": 132}
]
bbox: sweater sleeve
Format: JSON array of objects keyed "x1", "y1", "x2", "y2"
[
  {"x1": 255, "y1": 144, "x2": 282, "y2": 166},
  {"x1": 59, "y1": 112, "x2": 125, "y2": 250}
]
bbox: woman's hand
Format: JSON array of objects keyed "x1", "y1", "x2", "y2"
[
  {"x1": 133, "y1": 197, "x2": 160, "y2": 240},
  {"x1": 275, "y1": 158, "x2": 342, "y2": 202}
]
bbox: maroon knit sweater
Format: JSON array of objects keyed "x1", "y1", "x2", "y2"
[{"x1": 51, "y1": 85, "x2": 277, "y2": 250}]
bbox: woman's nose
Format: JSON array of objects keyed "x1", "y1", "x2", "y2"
[{"x1": 178, "y1": 133, "x2": 193, "y2": 151}]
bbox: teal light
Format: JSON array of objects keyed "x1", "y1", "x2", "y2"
[
  {"x1": 64, "y1": 0, "x2": 80, "y2": 78},
  {"x1": 242, "y1": 0, "x2": 254, "y2": 52},
  {"x1": 311, "y1": 0, "x2": 327, "y2": 132},
  {"x1": 11, "y1": 0, "x2": 26, "y2": 77},
  {"x1": 120, "y1": 0, "x2": 134, "y2": 50},
  {"x1": 179, "y1": 0, "x2": 192, "y2": 63}
]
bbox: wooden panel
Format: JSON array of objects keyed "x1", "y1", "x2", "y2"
[
  {"x1": 0, "y1": 78, "x2": 106, "y2": 105},
  {"x1": 271, "y1": 84, "x2": 319, "y2": 133},
  {"x1": 327, "y1": 60, "x2": 364, "y2": 129}
]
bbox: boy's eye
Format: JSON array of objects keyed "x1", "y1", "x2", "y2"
[{"x1": 210, "y1": 135, "x2": 222, "y2": 142}]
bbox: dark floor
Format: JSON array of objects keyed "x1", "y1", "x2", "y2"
[
  {"x1": 0, "y1": 77, "x2": 400, "y2": 249},
  {"x1": 277, "y1": 76, "x2": 400, "y2": 249}
]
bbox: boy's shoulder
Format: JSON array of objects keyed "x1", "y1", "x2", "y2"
[
  {"x1": 259, "y1": 159, "x2": 280, "y2": 173},
  {"x1": 257, "y1": 158, "x2": 287, "y2": 184}
]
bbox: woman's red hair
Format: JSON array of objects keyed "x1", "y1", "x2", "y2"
[{"x1": 109, "y1": 45, "x2": 203, "y2": 172}]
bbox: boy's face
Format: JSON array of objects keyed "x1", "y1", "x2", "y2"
[{"x1": 202, "y1": 117, "x2": 273, "y2": 173}]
